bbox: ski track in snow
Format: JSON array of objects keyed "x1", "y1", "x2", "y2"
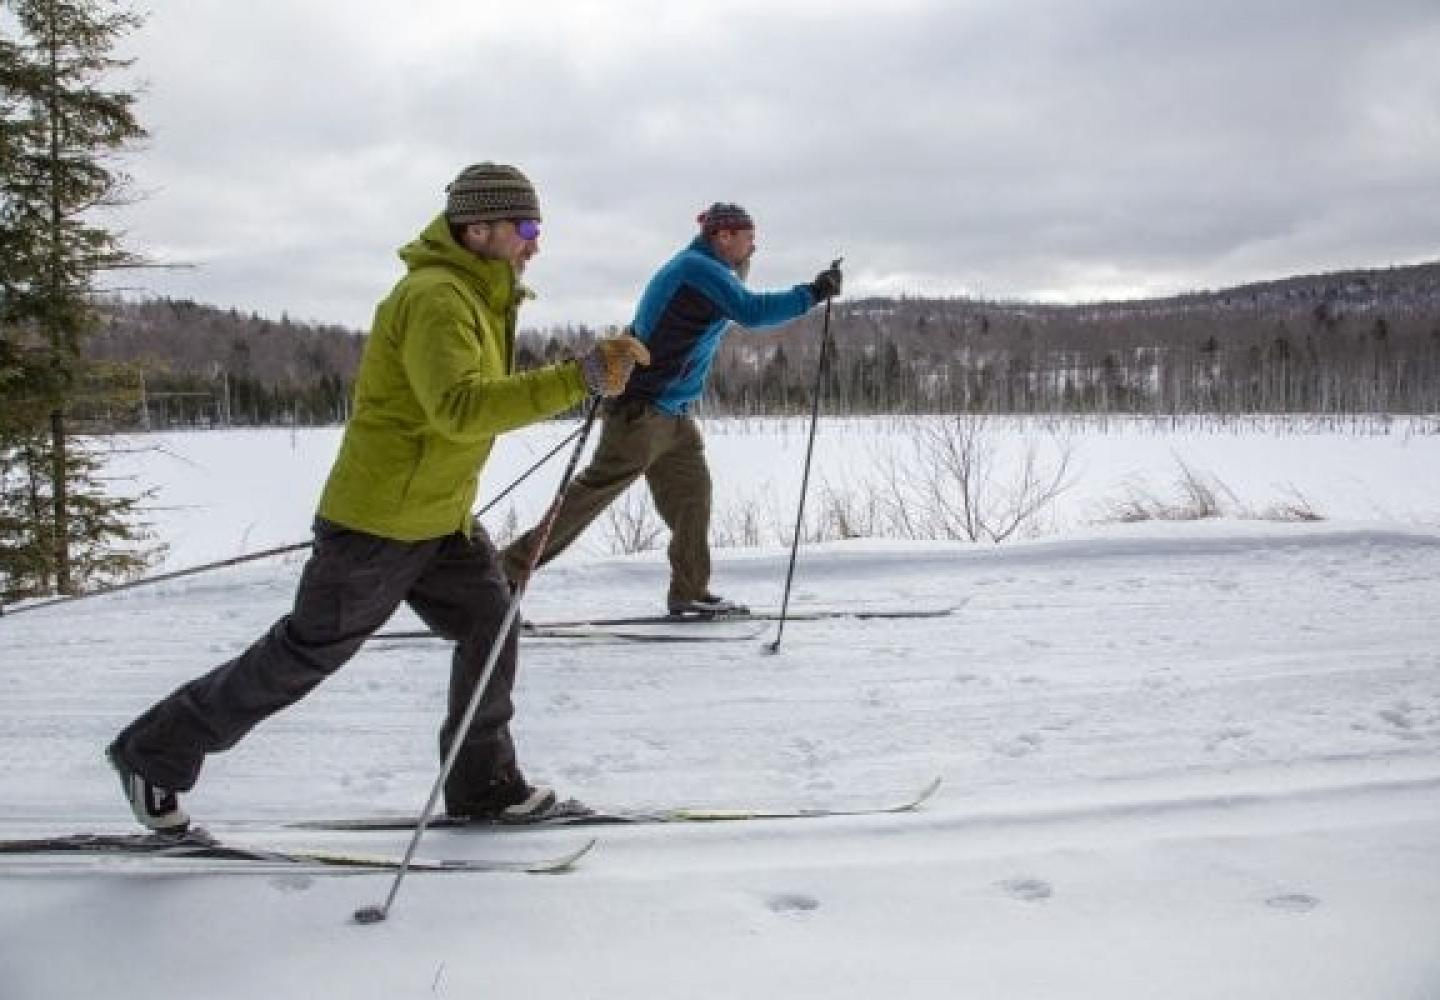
[{"x1": 2, "y1": 521, "x2": 1439, "y2": 999}]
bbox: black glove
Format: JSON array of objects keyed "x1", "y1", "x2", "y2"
[{"x1": 809, "y1": 263, "x2": 843, "y2": 302}]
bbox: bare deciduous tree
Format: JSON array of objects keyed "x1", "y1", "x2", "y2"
[
  {"x1": 604, "y1": 487, "x2": 664, "y2": 555},
  {"x1": 877, "y1": 416, "x2": 1076, "y2": 543}
]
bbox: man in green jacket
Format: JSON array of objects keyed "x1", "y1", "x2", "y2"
[{"x1": 106, "y1": 163, "x2": 647, "y2": 831}]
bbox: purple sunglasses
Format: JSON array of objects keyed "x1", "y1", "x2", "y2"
[{"x1": 513, "y1": 219, "x2": 541, "y2": 241}]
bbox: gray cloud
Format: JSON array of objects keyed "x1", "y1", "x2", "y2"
[{"x1": 113, "y1": 0, "x2": 1440, "y2": 329}]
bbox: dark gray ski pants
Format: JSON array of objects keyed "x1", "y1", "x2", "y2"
[{"x1": 110, "y1": 518, "x2": 522, "y2": 814}]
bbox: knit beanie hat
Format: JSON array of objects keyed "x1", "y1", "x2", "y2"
[
  {"x1": 445, "y1": 163, "x2": 541, "y2": 225},
  {"x1": 697, "y1": 202, "x2": 754, "y2": 235}
]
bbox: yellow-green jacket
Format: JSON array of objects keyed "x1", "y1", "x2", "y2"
[{"x1": 317, "y1": 215, "x2": 587, "y2": 540}]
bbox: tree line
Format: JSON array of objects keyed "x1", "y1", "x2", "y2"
[
  {"x1": 87, "y1": 297, "x2": 365, "y2": 426},
  {"x1": 708, "y1": 264, "x2": 1440, "y2": 416},
  {"x1": 70, "y1": 259, "x2": 1440, "y2": 430}
]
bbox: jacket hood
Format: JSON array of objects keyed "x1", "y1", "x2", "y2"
[{"x1": 398, "y1": 214, "x2": 523, "y2": 310}]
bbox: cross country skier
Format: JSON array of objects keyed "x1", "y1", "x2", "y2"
[
  {"x1": 502, "y1": 203, "x2": 842, "y2": 615},
  {"x1": 107, "y1": 163, "x2": 648, "y2": 831}
]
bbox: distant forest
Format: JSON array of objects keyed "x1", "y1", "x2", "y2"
[{"x1": 83, "y1": 260, "x2": 1440, "y2": 428}]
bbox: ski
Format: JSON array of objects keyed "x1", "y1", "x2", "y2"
[
  {"x1": 528, "y1": 604, "x2": 963, "y2": 629},
  {"x1": 0, "y1": 829, "x2": 595, "y2": 873},
  {"x1": 374, "y1": 603, "x2": 961, "y2": 642},
  {"x1": 717, "y1": 603, "x2": 960, "y2": 623},
  {"x1": 292, "y1": 776, "x2": 943, "y2": 832},
  {"x1": 376, "y1": 621, "x2": 767, "y2": 644}
]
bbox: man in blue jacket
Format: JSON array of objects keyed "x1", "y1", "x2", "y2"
[{"x1": 503, "y1": 203, "x2": 842, "y2": 615}]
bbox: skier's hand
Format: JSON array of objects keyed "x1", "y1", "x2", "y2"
[
  {"x1": 809, "y1": 262, "x2": 843, "y2": 303},
  {"x1": 580, "y1": 332, "x2": 650, "y2": 396}
]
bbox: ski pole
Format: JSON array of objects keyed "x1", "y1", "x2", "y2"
[
  {"x1": 0, "y1": 540, "x2": 313, "y2": 618},
  {"x1": 766, "y1": 258, "x2": 842, "y2": 655},
  {"x1": 0, "y1": 424, "x2": 581, "y2": 620},
  {"x1": 474, "y1": 424, "x2": 582, "y2": 518},
  {"x1": 353, "y1": 396, "x2": 602, "y2": 926}
]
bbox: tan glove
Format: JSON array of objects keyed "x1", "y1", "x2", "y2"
[{"x1": 579, "y1": 332, "x2": 651, "y2": 396}]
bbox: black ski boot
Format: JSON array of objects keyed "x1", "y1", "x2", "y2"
[
  {"x1": 667, "y1": 593, "x2": 749, "y2": 618},
  {"x1": 106, "y1": 744, "x2": 190, "y2": 833},
  {"x1": 446, "y1": 773, "x2": 592, "y2": 824}
]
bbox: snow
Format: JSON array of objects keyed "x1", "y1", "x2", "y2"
[{"x1": 2, "y1": 419, "x2": 1439, "y2": 999}]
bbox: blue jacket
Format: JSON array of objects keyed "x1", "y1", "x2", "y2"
[{"x1": 622, "y1": 237, "x2": 816, "y2": 414}]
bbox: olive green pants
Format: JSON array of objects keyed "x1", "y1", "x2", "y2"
[{"x1": 502, "y1": 399, "x2": 712, "y2": 605}]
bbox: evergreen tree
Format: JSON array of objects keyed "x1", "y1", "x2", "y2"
[
  {"x1": 0, "y1": 0, "x2": 156, "y2": 597},
  {"x1": 0, "y1": 340, "x2": 56, "y2": 600}
]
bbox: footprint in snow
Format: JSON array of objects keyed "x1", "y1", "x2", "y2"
[
  {"x1": 999, "y1": 878, "x2": 1053, "y2": 902},
  {"x1": 1204, "y1": 726, "x2": 1254, "y2": 751},
  {"x1": 997, "y1": 733, "x2": 1044, "y2": 758},
  {"x1": 767, "y1": 893, "x2": 820, "y2": 917},
  {"x1": 269, "y1": 873, "x2": 314, "y2": 892},
  {"x1": 1265, "y1": 893, "x2": 1320, "y2": 913},
  {"x1": 1377, "y1": 706, "x2": 1413, "y2": 730},
  {"x1": 1375, "y1": 705, "x2": 1425, "y2": 741}
]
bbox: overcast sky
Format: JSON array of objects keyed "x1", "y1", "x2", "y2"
[{"x1": 109, "y1": 0, "x2": 1440, "y2": 332}]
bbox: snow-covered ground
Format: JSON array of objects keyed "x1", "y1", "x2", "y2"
[
  {"x1": 92, "y1": 415, "x2": 1440, "y2": 570},
  {"x1": 2, "y1": 419, "x2": 1439, "y2": 999}
]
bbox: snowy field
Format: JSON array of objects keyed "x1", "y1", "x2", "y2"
[
  {"x1": 86, "y1": 414, "x2": 1440, "y2": 570},
  {"x1": 1, "y1": 417, "x2": 1439, "y2": 999}
]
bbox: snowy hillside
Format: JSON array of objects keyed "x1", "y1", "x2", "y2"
[{"x1": 1, "y1": 421, "x2": 1438, "y2": 999}]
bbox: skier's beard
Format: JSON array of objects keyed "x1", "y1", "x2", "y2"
[{"x1": 733, "y1": 253, "x2": 752, "y2": 283}]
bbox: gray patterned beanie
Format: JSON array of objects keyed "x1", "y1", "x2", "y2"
[
  {"x1": 445, "y1": 163, "x2": 541, "y2": 225},
  {"x1": 697, "y1": 202, "x2": 754, "y2": 234}
]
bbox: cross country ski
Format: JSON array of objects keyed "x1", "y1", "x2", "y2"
[
  {"x1": 0, "y1": 830, "x2": 595, "y2": 874},
  {"x1": 531, "y1": 604, "x2": 964, "y2": 628},
  {"x1": 374, "y1": 620, "x2": 769, "y2": 644},
  {"x1": 292, "y1": 776, "x2": 943, "y2": 832},
  {"x1": 373, "y1": 603, "x2": 963, "y2": 642}
]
